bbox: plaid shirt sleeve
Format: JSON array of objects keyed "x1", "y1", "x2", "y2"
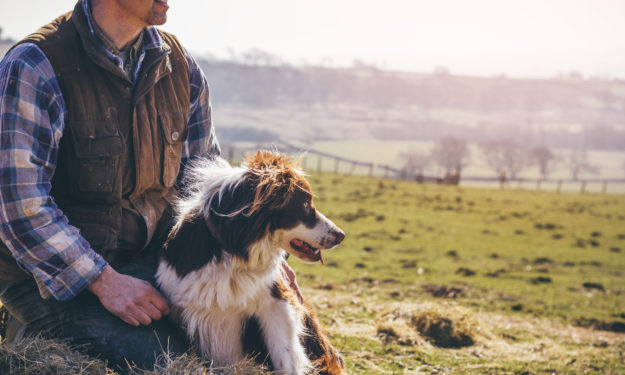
[
  {"x1": 0, "y1": 44, "x2": 108, "y2": 301},
  {"x1": 181, "y1": 48, "x2": 221, "y2": 167}
]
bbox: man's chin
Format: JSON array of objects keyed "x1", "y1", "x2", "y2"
[{"x1": 146, "y1": 10, "x2": 168, "y2": 26}]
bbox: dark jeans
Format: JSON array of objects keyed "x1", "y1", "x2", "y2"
[{"x1": 0, "y1": 246, "x2": 188, "y2": 372}]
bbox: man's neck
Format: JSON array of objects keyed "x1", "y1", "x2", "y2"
[{"x1": 91, "y1": 0, "x2": 145, "y2": 50}]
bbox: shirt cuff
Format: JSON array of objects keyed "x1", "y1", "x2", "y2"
[{"x1": 35, "y1": 250, "x2": 108, "y2": 301}]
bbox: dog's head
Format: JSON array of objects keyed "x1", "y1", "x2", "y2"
[{"x1": 177, "y1": 150, "x2": 344, "y2": 264}]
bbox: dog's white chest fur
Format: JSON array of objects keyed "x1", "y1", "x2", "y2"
[{"x1": 156, "y1": 250, "x2": 311, "y2": 373}]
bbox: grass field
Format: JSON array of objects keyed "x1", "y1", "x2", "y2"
[
  {"x1": 290, "y1": 172, "x2": 625, "y2": 374},
  {"x1": 2, "y1": 172, "x2": 624, "y2": 374}
]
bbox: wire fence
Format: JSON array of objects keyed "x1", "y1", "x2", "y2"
[{"x1": 222, "y1": 144, "x2": 625, "y2": 194}]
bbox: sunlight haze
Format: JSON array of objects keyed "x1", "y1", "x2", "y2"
[{"x1": 1, "y1": 0, "x2": 624, "y2": 78}]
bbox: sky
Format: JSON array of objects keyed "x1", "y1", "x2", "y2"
[{"x1": 1, "y1": 0, "x2": 624, "y2": 79}]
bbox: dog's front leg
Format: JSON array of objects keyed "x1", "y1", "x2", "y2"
[{"x1": 257, "y1": 300, "x2": 311, "y2": 374}]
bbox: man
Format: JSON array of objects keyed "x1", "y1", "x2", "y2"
[{"x1": 0, "y1": 0, "x2": 220, "y2": 370}]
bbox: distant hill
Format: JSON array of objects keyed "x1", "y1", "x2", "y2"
[
  {"x1": 199, "y1": 59, "x2": 625, "y2": 150},
  {"x1": 2, "y1": 30, "x2": 623, "y2": 150}
]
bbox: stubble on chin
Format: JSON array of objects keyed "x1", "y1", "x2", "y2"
[{"x1": 145, "y1": 11, "x2": 167, "y2": 26}]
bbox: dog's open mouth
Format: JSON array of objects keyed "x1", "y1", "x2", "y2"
[{"x1": 289, "y1": 239, "x2": 324, "y2": 264}]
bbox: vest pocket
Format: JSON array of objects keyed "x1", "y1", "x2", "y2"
[
  {"x1": 70, "y1": 121, "x2": 124, "y2": 194},
  {"x1": 158, "y1": 112, "x2": 188, "y2": 188}
]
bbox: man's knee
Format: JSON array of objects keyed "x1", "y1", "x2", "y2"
[{"x1": 70, "y1": 317, "x2": 188, "y2": 371}]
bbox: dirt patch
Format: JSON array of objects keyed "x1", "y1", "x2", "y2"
[
  {"x1": 455, "y1": 267, "x2": 476, "y2": 277},
  {"x1": 530, "y1": 276, "x2": 552, "y2": 284},
  {"x1": 532, "y1": 257, "x2": 553, "y2": 265},
  {"x1": 376, "y1": 302, "x2": 480, "y2": 348},
  {"x1": 582, "y1": 282, "x2": 605, "y2": 292},
  {"x1": 576, "y1": 318, "x2": 625, "y2": 333},
  {"x1": 401, "y1": 260, "x2": 418, "y2": 269},
  {"x1": 534, "y1": 223, "x2": 558, "y2": 230},
  {"x1": 485, "y1": 269, "x2": 507, "y2": 278},
  {"x1": 339, "y1": 208, "x2": 373, "y2": 222},
  {"x1": 422, "y1": 284, "x2": 465, "y2": 298},
  {"x1": 445, "y1": 250, "x2": 459, "y2": 258}
]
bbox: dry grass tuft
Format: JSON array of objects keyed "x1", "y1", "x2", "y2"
[
  {"x1": 0, "y1": 336, "x2": 267, "y2": 375},
  {"x1": 0, "y1": 336, "x2": 112, "y2": 375},
  {"x1": 376, "y1": 302, "x2": 485, "y2": 348},
  {"x1": 137, "y1": 353, "x2": 267, "y2": 375}
]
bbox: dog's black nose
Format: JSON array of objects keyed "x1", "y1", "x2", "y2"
[{"x1": 332, "y1": 229, "x2": 345, "y2": 245}]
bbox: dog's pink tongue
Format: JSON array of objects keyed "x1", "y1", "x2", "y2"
[{"x1": 319, "y1": 251, "x2": 325, "y2": 265}]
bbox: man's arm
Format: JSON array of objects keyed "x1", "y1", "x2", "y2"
[
  {"x1": 0, "y1": 44, "x2": 169, "y2": 325},
  {"x1": 180, "y1": 49, "x2": 221, "y2": 172},
  {"x1": 0, "y1": 44, "x2": 108, "y2": 300}
]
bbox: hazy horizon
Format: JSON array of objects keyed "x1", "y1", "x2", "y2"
[{"x1": 1, "y1": 0, "x2": 625, "y2": 80}]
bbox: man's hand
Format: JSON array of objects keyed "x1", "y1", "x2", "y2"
[
  {"x1": 282, "y1": 260, "x2": 304, "y2": 304},
  {"x1": 88, "y1": 266, "x2": 170, "y2": 326}
]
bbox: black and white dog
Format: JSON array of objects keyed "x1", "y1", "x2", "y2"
[{"x1": 156, "y1": 151, "x2": 347, "y2": 374}]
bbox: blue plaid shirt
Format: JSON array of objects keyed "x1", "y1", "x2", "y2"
[{"x1": 0, "y1": 0, "x2": 219, "y2": 300}]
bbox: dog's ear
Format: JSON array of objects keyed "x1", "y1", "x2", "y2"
[
  {"x1": 204, "y1": 174, "x2": 270, "y2": 258},
  {"x1": 162, "y1": 215, "x2": 223, "y2": 277},
  {"x1": 245, "y1": 151, "x2": 311, "y2": 216}
]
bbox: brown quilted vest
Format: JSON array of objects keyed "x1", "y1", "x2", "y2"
[{"x1": 0, "y1": 2, "x2": 190, "y2": 280}]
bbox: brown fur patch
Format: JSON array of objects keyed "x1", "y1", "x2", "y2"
[
  {"x1": 272, "y1": 276, "x2": 347, "y2": 375},
  {"x1": 244, "y1": 151, "x2": 312, "y2": 216}
]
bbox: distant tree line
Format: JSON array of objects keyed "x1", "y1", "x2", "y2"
[{"x1": 401, "y1": 137, "x2": 602, "y2": 183}]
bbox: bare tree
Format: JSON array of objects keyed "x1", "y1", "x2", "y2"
[
  {"x1": 566, "y1": 149, "x2": 599, "y2": 180},
  {"x1": 400, "y1": 150, "x2": 430, "y2": 180},
  {"x1": 430, "y1": 136, "x2": 469, "y2": 183},
  {"x1": 531, "y1": 146, "x2": 557, "y2": 180},
  {"x1": 241, "y1": 48, "x2": 284, "y2": 66},
  {"x1": 479, "y1": 142, "x2": 506, "y2": 178},
  {"x1": 479, "y1": 140, "x2": 529, "y2": 180}
]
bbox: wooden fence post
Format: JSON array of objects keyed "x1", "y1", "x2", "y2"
[
  {"x1": 557, "y1": 180, "x2": 562, "y2": 193},
  {"x1": 581, "y1": 181, "x2": 586, "y2": 193},
  {"x1": 317, "y1": 156, "x2": 322, "y2": 173},
  {"x1": 368, "y1": 163, "x2": 373, "y2": 177},
  {"x1": 602, "y1": 181, "x2": 608, "y2": 194},
  {"x1": 536, "y1": 179, "x2": 541, "y2": 191},
  {"x1": 384, "y1": 166, "x2": 389, "y2": 178},
  {"x1": 518, "y1": 178, "x2": 523, "y2": 190},
  {"x1": 349, "y1": 162, "x2": 357, "y2": 175},
  {"x1": 401, "y1": 168, "x2": 407, "y2": 180},
  {"x1": 334, "y1": 158, "x2": 339, "y2": 174}
]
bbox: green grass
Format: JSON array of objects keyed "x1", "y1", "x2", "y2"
[
  {"x1": 2, "y1": 172, "x2": 624, "y2": 374},
  {"x1": 290, "y1": 173, "x2": 625, "y2": 374}
]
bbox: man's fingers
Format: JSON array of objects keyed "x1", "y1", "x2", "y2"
[
  {"x1": 148, "y1": 291, "x2": 170, "y2": 315},
  {"x1": 138, "y1": 299, "x2": 163, "y2": 321},
  {"x1": 130, "y1": 306, "x2": 153, "y2": 326},
  {"x1": 120, "y1": 314, "x2": 141, "y2": 327}
]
